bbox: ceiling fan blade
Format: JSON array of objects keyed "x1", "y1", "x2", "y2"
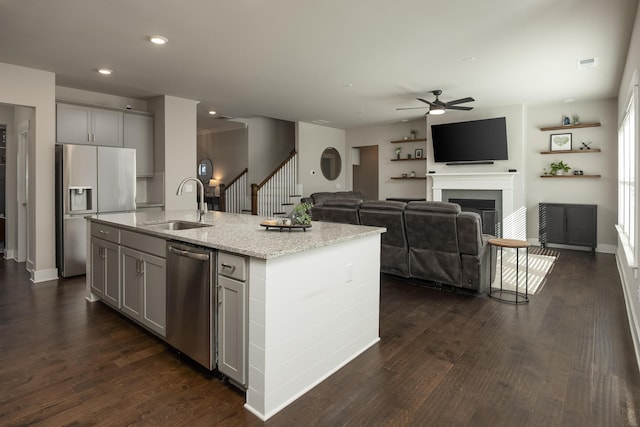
[
  {"x1": 417, "y1": 98, "x2": 436, "y2": 106},
  {"x1": 446, "y1": 105, "x2": 474, "y2": 111},
  {"x1": 445, "y1": 97, "x2": 475, "y2": 106},
  {"x1": 396, "y1": 106, "x2": 429, "y2": 110}
]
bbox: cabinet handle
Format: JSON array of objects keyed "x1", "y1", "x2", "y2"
[
  {"x1": 88, "y1": 133, "x2": 91, "y2": 142},
  {"x1": 221, "y1": 263, "x2": 236, "y2": 272},
  {"x1": 99, "y1": 230, "x2": 109, "y2": 235}
]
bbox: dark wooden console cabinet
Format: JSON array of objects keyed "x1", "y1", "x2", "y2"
[{"x1": 539, "y1": 203, "x2": 597, "y2": 252}]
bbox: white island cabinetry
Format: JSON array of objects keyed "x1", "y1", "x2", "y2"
[{"x1": 86, "y1": 210, "x2": 383, "y2": 421}]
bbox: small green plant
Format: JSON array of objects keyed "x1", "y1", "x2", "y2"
[
  {"x1": 550, "y1": 161, "x2": 571, "y2": 175},
  {"x1": 291, "y1": 202, "x2": 313, "y2": 225}
]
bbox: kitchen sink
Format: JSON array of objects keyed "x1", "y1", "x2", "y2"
[{"x1": 144, "y1": 220, "x2": 213, "y2": 231}]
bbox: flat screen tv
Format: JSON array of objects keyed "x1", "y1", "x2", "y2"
[{"x1": 431, "y1": 117, "x2": 508, "y2": 164}]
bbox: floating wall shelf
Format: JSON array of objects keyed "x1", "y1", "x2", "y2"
[
  {"x1": 539, "y1": 122, "x2": 601, "y2": 131},
  {"x1": 390, "y1": 158, "x2": 427, "y2": 162},
  {"x1": 390, "y1": 138, "x2": 427, "y2": 143},
  {"x1": 540, "y1": 174, "x2": 601, "y2": 179},
  {"x1": 540, "y1": 149, "x2": 601, "y2": 154},
  {"x1": 390, "y1": 176, "x2": 427, "y2": 180}
]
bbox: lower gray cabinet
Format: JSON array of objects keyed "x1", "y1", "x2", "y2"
[
  {"x1": 539, "y1": 203, "x2": 597, "y2": 252},
  {"x1": 217, "y1": 252, "x2": 247, "y2": 388},
  {"x1": 120, "y1": 232, "x2": 167, "y2": 337},
  {"x1": 90, "y1": 237, "x2": 120, "y2": 309}
]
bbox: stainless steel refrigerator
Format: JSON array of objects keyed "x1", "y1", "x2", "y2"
[{"x1": 55, "y1": 144, "x2": 136, "y2": 277}]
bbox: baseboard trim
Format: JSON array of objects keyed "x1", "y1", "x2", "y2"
[
  {"x1": 31, "y1": 268, "x2": 59, "y2": 283},
  {"x1": 4, "y1": 249, "x2": 16, "y2": 260},
  {"x1": 615, "y1": 248, "x2": 640, "y2": 373},
  {"x1": 527, "y1": 238, "x2": 615, "y2": 254}
]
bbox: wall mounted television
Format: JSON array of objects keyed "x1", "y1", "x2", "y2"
[{"x1": 431, "y1": 117, "x2": 508, "y2": 164}]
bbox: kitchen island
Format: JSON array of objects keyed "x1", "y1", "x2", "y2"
[{"x1": 86, "y1": 210, "x2": 384, "y2": 421}]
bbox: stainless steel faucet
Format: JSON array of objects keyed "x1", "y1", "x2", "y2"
[{"x1": 176, "y1": 177, "x2": 208, "y2": 222}]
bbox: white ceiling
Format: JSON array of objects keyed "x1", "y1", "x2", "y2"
[{"x1": 0, "y1": 0, "x2": 637, "y2": 130}]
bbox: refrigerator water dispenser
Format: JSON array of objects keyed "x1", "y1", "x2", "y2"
[{"x1": 69, "y1": 187, "x2": 92, "y2": 212}]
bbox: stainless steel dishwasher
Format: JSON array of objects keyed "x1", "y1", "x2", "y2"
[{"x1": 166, "y1": 241, "x2": 216, "y2": 370}]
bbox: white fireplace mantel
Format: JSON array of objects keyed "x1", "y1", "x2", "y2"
[{"x1": 430, "y1": 172, "x2": 519, "y2": 238}]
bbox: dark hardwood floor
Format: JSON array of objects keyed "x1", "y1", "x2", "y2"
[{"x1": 1, "y1": 249, "x2": 640, "y2": 426}]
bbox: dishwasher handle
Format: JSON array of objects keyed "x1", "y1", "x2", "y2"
[{"x1": 168, "y1": 245, "x2": 210, "y2": 261}]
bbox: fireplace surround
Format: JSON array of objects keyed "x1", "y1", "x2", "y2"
[{"x1": 430, "y1": 172, "x2": 520, "y2": 239}]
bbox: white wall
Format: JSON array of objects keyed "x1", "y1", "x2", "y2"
[
  {"x1": 297, "y1": 122, "x2": 346, "y2": 196},
  {"x1": 56, "y1": 86, "x2": 148, "y2": 111},
  {"x1": 0, "y1": 62, "x2": 56, "y2": 282},
  {"x1": 157, "y1": 96, "x2": 199, "y2": 210},
  {"x1": 243, "y1": 117, "x2": 295, "y2": 187},
  {"x1": 346, "y1": 105, "x2": 526, "y2": 213},
  {"x1": 197, "y1": 128, "x2": 249, "y2": 185},
  {"x1": 526, "y1": 99, "x2": 618, "y2": 250},
  {"x1": 346, "y1": 118, "x2": 427, "y2": 201}
]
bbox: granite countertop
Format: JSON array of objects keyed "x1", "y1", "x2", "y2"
[{"x1": 88, "y1": 210, "x2": 385, "y2": 260}]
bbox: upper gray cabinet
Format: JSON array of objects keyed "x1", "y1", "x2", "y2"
[
  {"x1": 124, "y1": 113, "x2": 154, "y2": 177},
  {"x1": 56, "y1": 102, "x2": 123, "y2": 147}
]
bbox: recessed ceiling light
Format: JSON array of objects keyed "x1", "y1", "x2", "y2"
[
  {"x1": 342, "y1": 83, "x2": 353, "y2": 88},
  {"x1": 208, "y1": 110, "x2": 217, "y2": 115},
  {"x1": 312, "y1": 119, "x2": 330, "y2": 124},
  {"x1": 563, "y1": 98, "x2": 576, "y2": 103},
  {"x1": 149, "y1": 35, "x2": 168, "y2": 45},
  {"x1": 97, "y1": 68, "x2": 113, "y2": 75},
  {"x1": 462, "y1": 56, "x2": 476, "y2": 62},
  {"x1": 400, "y1": 119, "x2": 409, "y2": 122}
]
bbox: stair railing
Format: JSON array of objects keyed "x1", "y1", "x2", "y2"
[
  {"x1": 251, "y1": 150, "x2": 298, "y2": 216},
  {"x1": 219, "y1": 168, "x2": 248, "y2": 214}
]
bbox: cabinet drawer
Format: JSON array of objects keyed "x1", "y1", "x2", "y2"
[
  {"x1": 91, "y1": 223, "x2": 120, "y2": 244},
  {"x1": 121, "y1": 230, "x2": 166, "y2": 258},
  {"x1": 218, "y1": 252, "x2": 246, "y2": 281}
]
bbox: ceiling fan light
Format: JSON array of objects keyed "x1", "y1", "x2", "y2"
[{"x1": 429, "y1": 107, "x2": 445, "y2": 115}]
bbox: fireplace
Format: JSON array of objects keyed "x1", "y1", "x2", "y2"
[
  {"x1": 449, "y1": 198, "x2": 499, "y2": 237},
  {"x1": 429, "y1": 172, "x2": 521, "y2": 239}
]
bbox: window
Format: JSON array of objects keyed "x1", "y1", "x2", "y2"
[{"x1": 618, "y1": 86, "x2": 638, "y2": 265}]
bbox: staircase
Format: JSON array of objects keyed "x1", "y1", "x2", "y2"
[
  {"x1": 251, "y1": 150, "x2": 301, "y2": 217},
  {"x1": 219, "y1": 151, "x2": 301, "y2": 217}
]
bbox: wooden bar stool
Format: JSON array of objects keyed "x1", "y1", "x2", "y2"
[{"x1": 488, "y1": 238, "x2": 531, "y2": 304}]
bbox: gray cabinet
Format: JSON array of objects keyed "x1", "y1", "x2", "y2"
[
  {"x1": 90, "y1": 223, "x2": 121, "y2": 308},
  {"x1": 91, "y1": 238, "x2": 120, "y2": 308},
  {"x1": 57, "y1": 102, "x2": 123, "y2": 146},
  {"x1": 217, "y1": 252, "x2": 247, "y2": 388},
  {"x1": 539, "y1": 203, "x2": 597, "y2": 252},
  {"x1": 120, "y1": 231, "x2": 167, "y2": 337},
  {"x1": 124, "y1": 113, "x2": 154, "y2": 177}
]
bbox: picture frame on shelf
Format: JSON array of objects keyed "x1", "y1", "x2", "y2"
[
  {"x1": 415, "y1": 148, "x2": 423, "y2": 159},
  {"x1": 550, "y1": 133, "x2": 572, "y2": 151}
]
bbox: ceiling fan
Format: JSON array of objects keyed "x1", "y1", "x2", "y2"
[{"x1": 397, "y1": 90, "x2": 475, "y2": 115}]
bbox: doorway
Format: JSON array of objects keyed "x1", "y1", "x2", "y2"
[
  {"x1": 17, "y1": 121, "x2": 28, "y2": 263},
  {"x1": 353, "y1": 145, "x2": 379, "y2": 200}
]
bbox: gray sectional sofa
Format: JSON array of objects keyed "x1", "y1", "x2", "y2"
[{"x1": 303, "y1": 192, "x2": 496, "y2": 293}]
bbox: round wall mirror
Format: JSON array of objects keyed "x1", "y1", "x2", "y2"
[
  {"x1": 320, "y1": 147, "x2": 342, "y2": 181},
  {"x1": 197, "y1": 158, "x2": 213, "y2": 183}
]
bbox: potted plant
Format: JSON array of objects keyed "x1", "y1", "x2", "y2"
[
  {"x1": 291, "y1": 202, "x2": 313, "y2": 225},
  {"x1": 550, "y1": 161, "x2": 571, "y2": 175}
]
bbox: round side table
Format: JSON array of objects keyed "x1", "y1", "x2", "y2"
[{"x1": 488, "y1": 238, "x2": 531, "y2": 304}]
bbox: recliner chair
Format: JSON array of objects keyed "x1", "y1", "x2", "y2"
[
  {"x1": 358, "y1": 200, "x2": 409, "y2": 277},
  {"x1": 405, "y1": 202, "x2": 462, "y2": 286}
]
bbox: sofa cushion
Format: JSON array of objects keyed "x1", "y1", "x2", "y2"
[
  {"x1": 323, "y1": 198, "x2": 363, "y2": 208},
  {"x1": 406, "y1": 201, "x2": 461, "y2": 214},
  {"x1": 360, "y1": 200, "x2": 406, "y2": 211},
  {"x1": 310, "y1": 191, "x2": 366, "y2": 206}
]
